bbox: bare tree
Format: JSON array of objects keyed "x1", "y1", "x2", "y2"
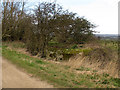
[{"x1": 2, "y1": 1, "x2": 26, "y2": 41}]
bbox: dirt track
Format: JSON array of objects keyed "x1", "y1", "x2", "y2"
[{"x1": 2, "y1": 58, "x2": 53, "y2": 88}]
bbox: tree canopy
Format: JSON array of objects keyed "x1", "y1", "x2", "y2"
[{"x1": 2, "y1": 1, "x2": 96, "y2": 57}]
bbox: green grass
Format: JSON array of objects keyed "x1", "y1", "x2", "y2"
[
  {"x1": 76, "y1": 66, "x2": 91, "y2": 71},
  {"x1": 93, "y1": 70, "x2": 98, "y2": 73},
  {"x1": 63, "y1": 48, "x2": 92, "y2": 55},
  {"x1": 2, "y1": 45, "x2": 120, "y2": 88},
  {"x1": 100, "y1": 40, "x2": 118, "y2": 50}
]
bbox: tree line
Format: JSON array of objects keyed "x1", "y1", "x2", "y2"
[{"x1": 2, "y1": 1, "x2": 96, "y2": 58}]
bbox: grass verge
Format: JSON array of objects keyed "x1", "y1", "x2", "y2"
[{"x1": 2, "y1": 45, "x2": 120, "y2": 88}]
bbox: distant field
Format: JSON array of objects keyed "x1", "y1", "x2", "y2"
[{"x1": 94, "y1": 34, "x2": 118, "y2": 40}]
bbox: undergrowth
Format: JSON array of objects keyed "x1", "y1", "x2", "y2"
[{"x1": 2, "y1": 45, "x2": 120, "y2": 88}]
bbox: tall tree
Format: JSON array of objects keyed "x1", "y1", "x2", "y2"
[
  {"x1": 71, "y1": 17, "x2": 96, "y2": 43},
  {"x1": 2, "y1": 1, "x2": 26, "y2": 41}
]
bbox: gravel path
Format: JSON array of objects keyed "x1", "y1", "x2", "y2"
[{"x1": 2, "y1": 58, "x2": 53, "y2": 88}]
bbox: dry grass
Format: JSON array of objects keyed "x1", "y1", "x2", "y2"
[
  {"x1": 62, "y1": 47, "x2": 119, "y2": 78},
  {"x1": 2, "y1": 41, "x2": 120, "y2": 88}
]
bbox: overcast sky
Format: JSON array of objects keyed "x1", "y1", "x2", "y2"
[
  {"x1": 4, "y1": 0, "x2": 119, "y2": 34},
  {"x1": 39, "y1": 0, "x2": 119, "y2": 34},
  {"x1": 57, "y1": 0, "x2": 119, "y2": 34}
]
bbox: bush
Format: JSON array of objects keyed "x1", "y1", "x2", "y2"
[
  {"x1": 88, "y1": 47, "x2": 113, "y2": 62},
  {"x1": 82, "y1": 48, "x2": 92, "y2": 56},
  {"x1": 63, "y1": 49, "x2": 82, "y2": 54},
  {"x1": 62, "y1": 48, "x2": 81, "y2": 60},
  {"x1": 63, "y1": 54, "x2": 73, "y2": 60},
  {"x1": 71, "y1": 44, "x2": 78, "y2": 49}
]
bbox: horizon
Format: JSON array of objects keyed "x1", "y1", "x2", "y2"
[{"x1": 95, "y1": 33, "x2": 118, "y2": 34}]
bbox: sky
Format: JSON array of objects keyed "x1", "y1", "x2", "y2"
[
  {"x1": 2, "y1": 0, "x2": 119, "y2": 34},
  {"x1": 57, "y1": 0, "x2": 119, "y2": 34}
]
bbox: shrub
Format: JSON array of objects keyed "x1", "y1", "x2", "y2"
[
  {"x1": 82, "y1": 48, "x2": 92, "y2": 56},
  {"x1": 88, "y1": 47, "x2": 113, "y2": 62},
  {"x1": 63, "y1": 54, "x2": 73, "y2": 60},
  {"x1": 71, "y1": 44, "x2": 78, "y2": 49}
]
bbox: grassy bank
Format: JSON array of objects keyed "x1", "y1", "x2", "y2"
[{"x1": 2, "y1": 43, "x2": 120, "y2": 88}]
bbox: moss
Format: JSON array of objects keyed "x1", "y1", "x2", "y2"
[
  {"x1": 82, "y1": 48, "x2": 92, "y2": 56},
  {"x1": 62, "y1": 48, "x2": 92, "y2": 60},
  {"x1": 63, "y1": 48, "x2": 82, "y2": 54}
]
